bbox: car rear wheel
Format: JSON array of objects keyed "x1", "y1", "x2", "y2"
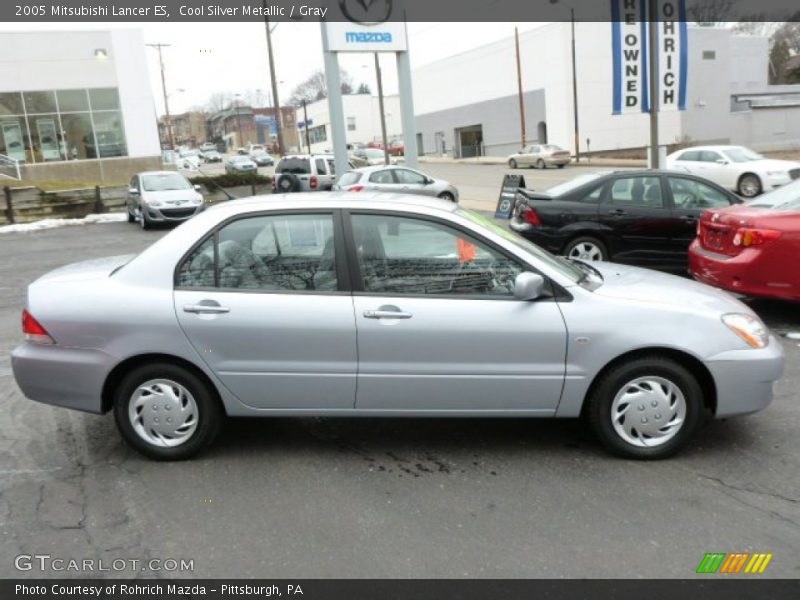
[
  {"x1": 114, "y1": 363, "x2": 222, "y2": 460},
  {"x1": 738, "y1": 173, "x2": 762, "y2": 198},
  {"x1": 536, "y1": 159, "x2": 546, "y2": 169},
  {"x1": 438, "y1": 192, "x2": 456, "y2": 202},
  {"x1": 557, "y1": 164, "x2": 566, "y2": 169},
  {"x1": 564, "y1": 236, "x2": 607, "y2": 262},
  {"x1": 587, "y1": 356, "x2": 703, "y2": 459}
]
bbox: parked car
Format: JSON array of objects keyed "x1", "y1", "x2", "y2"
[
  {"x1": 202, "y1": 150, "x2": 222, "y2": 163},
  {"x1": 508, "y1": 144, "x2": 571, "y2": 169},
  {"x1": 354, "y1": 147, "x2": 399, "y2": 166},
  {"x1": 225, "y1": 156, "x2": 258, "y2": 174},
  {"x1": 177, "y1": 149, "x2": 201, "y2": 170},
  {"x1": 238, "y1": 144, "x2": 265, "y2": 156},
  {"x1": 387, "y1": 139, "x2": 405, "y2": 156},
  {"x1": 12, "y1": 194, "x2": 784, "y2": 460},
  {"x1": 272, "y1": 154, "x2": 340, "y2": 193},
  {"x1": 250, "y1": 151, "x2": 274, "y2": 167},
  {"x1": 333, "y1": 165, "x2": 458, "y2": 202},
  {"x1": 509, "y1": 170, "x2": 742, "y2": 272},
  {"x1": 689, "y1": 180, "x2": 800, "y2": 302},
  {"x1": 126, "y1": 171, "x2": 204, "y2": 230},
  {"x1": 348, "y1": 152, "x2": 370, "y2": 168},
  {"x1": 199, "y1": 142, "x2": 216, "y2": 153},
  {"x1": 666, "y1": 145, "x2": 800, "y2": 199}
]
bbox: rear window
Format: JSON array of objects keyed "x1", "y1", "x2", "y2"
[
  {"x1": 338, "y1": 172, "x2": 360, "y2": 187},
  {"x1": 277, "y1": 158, "x2": 311, "y2": 174}
]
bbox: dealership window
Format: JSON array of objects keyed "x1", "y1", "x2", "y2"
[
  {"x1": 347, "y1": 117, "x2": 356, "y2": 131},
  {"x1": 0, "y1": 87, "x2": 127, "y2": 164},
  {"x1": 308, "y1": 124, "x2": 327, "y2": 144}
]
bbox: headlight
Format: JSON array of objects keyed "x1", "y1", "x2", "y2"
[
  {"x1": 722, "y1": 313, "x2": 769, "y2": 349},
  {"x1": 144, "y1": 198, "x2": 163, "y2": 207}
]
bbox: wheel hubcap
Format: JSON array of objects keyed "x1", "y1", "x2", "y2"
[
  {"x1": 740, "y1": 178, "x2": 759, "y2": 197},
  {"x1": 129, "y1": 379, "x2": 198, "y2": 447},
  {"x1": 611, "y1": 376, "x2": 686, "y2": 447},
  {"x1": 569, "y1": 242, "x2": 603, "y2": 261}
]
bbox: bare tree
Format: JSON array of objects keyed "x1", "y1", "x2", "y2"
[
  {"x1": 205, "y1": 92, "x2": 230, "y2": 114},
  {"x1": 688, "y1": 0, "x2": 737, "y2": 26},
  {"x1": 288, "y1": 69, "x2": 354, "y2": 106}
]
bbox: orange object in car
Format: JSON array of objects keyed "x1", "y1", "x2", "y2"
[{"x1": 457, "y1": 238, "x2": 477, "y2": 262}]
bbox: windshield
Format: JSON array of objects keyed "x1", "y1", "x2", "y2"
[
  {"x1": 364, "y1": 149, "x2": 384, "y2": 158},
  {"x1": 543, "y1": 145, "x2": 564, "y2": 152},
  {"x1": 232, "y1": 156, "x2": 252, "y2": 163},
  {"x1": 277, "y1": 158, "x2": 310, "y2": 174},
  {"x1": 545, "y1": 172, "x2": 607, "y2": 196},
  {"x1": 457, "y1": 208, "x2": 585, "y2": 283},
  {"x1": 722, "y1": 147, "x2": 764, "y2": 163},
  {"x1": 179, "y1": 150, "x2": 198, "y2": 157},
  {"x1": 142, "y1": 173, "x2": 191, "y2": 192},
  {"x1": 747, "y1": 179, "x2": 800, "y2": 210}
]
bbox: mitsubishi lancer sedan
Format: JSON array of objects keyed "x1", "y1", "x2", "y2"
[{"x1": 12, "y1": 194, "x2": 784, "y2": 460}]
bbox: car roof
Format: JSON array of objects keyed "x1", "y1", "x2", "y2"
[
  {"x1": 672, "y1": 145, "x2": 746, "y2": 153},
  {"x1": 279, "y1": 154, "x2": 334, "y2": 160},
  {"x1": 206, "y1": 192, "x2": 457, "y2": 216},
  {"x1": 349, "y1": 165, "x2": 410, "y2": 174},
  {"x1": 137, "y1": 170, "x2": 186, "y2": 177}
]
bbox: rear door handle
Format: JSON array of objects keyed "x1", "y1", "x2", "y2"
[
  {"x1": 608, "y1": 209, "x2": 627, "y2": 216},
  {"x1": 183, "y1": 304, "x2": 230, "y2": 314},
  {"x1": 680, "y1": 215, "x2": 698, "y2": 222},
  {"x1": 363, "y1": 310, "x2": 413, "y2": 320}
]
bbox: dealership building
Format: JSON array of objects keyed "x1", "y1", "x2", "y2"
[
  {"x1": 0, "y1": 29, "x2": 161, "y2": 181},
  {"x1": 413, "y1": 23, "x2": 800, "y2": 158}
]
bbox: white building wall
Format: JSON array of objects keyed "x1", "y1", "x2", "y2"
[{"x1": 0, "y1": 29, "x2": 160, "y2": 159}]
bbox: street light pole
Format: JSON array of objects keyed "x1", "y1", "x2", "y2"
[
  {"x1": 234, "y1": 95, "x2": 243, "y2": 148},
  {"x1": 302, "y1": 100, "x2": 311, "y2": 154},
  {"x1": 146, "y1": 43, "x2": 174, "y2": 150},
  {"x1": 514, "y1": 27, "x2": 526, "y2": 149},
  {"x1": 570, "y1": 8, "x2": 581, "y2": 163},
  {"x1": 648, "y1": 0, "x2": 661, "y2": 168},
  {"x1": 374, "y1": 52, "x2": 389, "y2": 166},
  {"x1": 263, "y1": 4, "x2": 285, "y2": 156}
]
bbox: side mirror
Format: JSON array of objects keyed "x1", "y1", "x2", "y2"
[
  {"x1": 425, "y1": 177, "x2": 434, "y2": 185},
  {"x1": 128, "y1": 187, "x2": 139, "y2": 195},
  {"x1": 514, "y1": 272, "x2": 546, "y2": 301}
]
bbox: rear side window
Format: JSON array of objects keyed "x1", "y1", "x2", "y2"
[
  {"x1": 678, "y1": 150, "x2": 701, "y2": 161},
  {"x1": 610, "y1": 176, "x2": 665, "y2": 208},
  {"x1": 338, "y1": 172, "x2": 360, "y2": 187},
  {"x1": 578, "y1": 184, "x2": 604, "y2": 203},
  {"x1": 369, "y1": 170, "x2": 395, "y2": 184},
  {"x1": 315, "y1": 158, "x2": 327, "y2": 174},
  {"x1": 277, "y1": 158, "x2": 310, "y2": 174}
]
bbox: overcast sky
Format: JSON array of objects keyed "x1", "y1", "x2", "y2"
[{"x1": 1, "y1": 21, "x2": 546, "y2": 114}]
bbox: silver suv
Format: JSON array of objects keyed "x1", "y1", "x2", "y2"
[{"x1": 272, "y1": 154, "x2": 345, "y2": 193}]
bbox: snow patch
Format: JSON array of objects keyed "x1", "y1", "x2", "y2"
[{"x1": 0, "y1": 212, "x2": 127, "y2": 234}]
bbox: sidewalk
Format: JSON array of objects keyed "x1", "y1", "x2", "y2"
[{"x1": 418, "y1": 155, "x2": 647, "y2": 168}]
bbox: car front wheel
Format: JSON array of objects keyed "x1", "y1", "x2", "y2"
[
  {"x1": 113, "y1": 363, "x2": 222, "y2": 460},
  {"x1": 509, "y1": 159, "x2": 517, "y2": 169},
  {"x1": 587, "y1": 356, "x2": 703, "y2": 459},
  {"x1": 738, "y1": 173, "x2": 762, "y2": 198},
  {"x1": 438, "y1": 192, "x2": 456, "y2": 202}
]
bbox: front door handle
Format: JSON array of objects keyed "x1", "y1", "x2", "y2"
[
  {"x1": 680, "y1": 215, "x2": 698, "y2": 222},
  {"x1": 183, "y1": 304, "x2": 230, "y2": 314},
  {"x1": 608, "y1": 208, "x2": 627, "y2": 216},
  {"x1": 363, "y1": 310, "x2": 413, "y2": 320}
]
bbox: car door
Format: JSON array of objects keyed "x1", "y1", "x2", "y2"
[
  {"x1": 597, "y1": 175, "x2": 675, "y2": 267},
  {"x1": 699, "y1": 150, "x2": 736, "y2": 189},
  {"x1": 666, "y1": 174, "x2": 738, "y2": 251},
  {"x1": 346, "y1": 211, "x2": 567, "y2": 412},
  {"x1": 174, "y1": 211, "x2": 358, "y2": 409},
  {"x1": 393, "y1": 168, "x2": 431, "y2": 196}
]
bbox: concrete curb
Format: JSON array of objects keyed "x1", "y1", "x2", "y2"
[{"x1": 417, "y1": 156, "x2": 647, "y2": 168}]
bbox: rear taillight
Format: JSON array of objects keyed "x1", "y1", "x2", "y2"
[
  {"x1": 310, "y1": 176, "x2": 318, "y2": 190},
  {"x1": 523, "y1": 206, "x2": 541, "y2": 226},
  {"x1": 732, "y1": 228, "x2": 782, "y2": 248},
  {"x1": 22, "y1": 309, "x2": 54, "y2": 344},
  {"x1": 347, "y1": 185, "x2": 365, "y2": 192}
]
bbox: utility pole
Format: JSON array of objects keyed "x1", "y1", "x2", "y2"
[
  {"x1": 146, "y1": 43, "x2": 174, "y2": 150},
  {"x1": 263, "y1": 4, "x2": 285, "y2": 156},
  {"x1": 648, "y1": 0, "x2": 660, "y2": 168},
  {"x1": 514, "y1": 27, "x2": 526, "y2": 149},
  {"x1": 374, "y1": 52, "x2": 389, "y2": 165},
  {"x1": 570, "y1": 9, "x2": 580, "y2": 162},
  {"x1": 302, "y1": 100, "x2": 311, "y2": 154}
]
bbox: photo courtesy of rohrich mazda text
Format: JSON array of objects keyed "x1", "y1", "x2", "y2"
[{"x1": 0, "y1": 0, "x2": 798, "y2": 598}]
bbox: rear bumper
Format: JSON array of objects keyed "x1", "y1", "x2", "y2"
[
  {"x1": 706, "y1": 337, "x2": 785, "y2": 417},
  {"x1": 11, "y1": 343, "x2": 116, "y2": 414},
  {"x1": 689, "y1": 241, "x2": 800, "y2": 301},
  {"x1": 545, "y1": 157, "x2": 571, "y2": 166},
  {"x1": 508, "y1": 220, "x2": 565, "y2": 253}
]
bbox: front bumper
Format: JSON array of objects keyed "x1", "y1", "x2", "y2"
[
  {"x1": 145, "y1": 204, "x2": 204, "y2": 223},
  {"x1": 706, "y1": 336, "x2": 785, "y2": 417},
  {"x1": 11, "y1": 343, "x2": 117, "y2": 414}
]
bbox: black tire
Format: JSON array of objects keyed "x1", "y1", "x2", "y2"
[
  {"x1": 587, "y1": 356, "x2": 704, "y2": 459},
  {"x1": 113, "y1": 363, "x2": 222, "y2": 461},
  {"x1": 139, "y1": 211, "x2": 150, "y2": 230},
  {"x1": 276, "y1": 173, "x2": 301, "y2": 193},
  {"x1": 563, "y1": 236, "x2": 608, "y2": 262},
  {"x1": 509, "y1": 159, "x2": 518, "y2": 169},
  {"x1": 127, "y1": 208, "x2": 135, "y2": 223},
  {"x1": 536, "y1": 159, "x2": 546, "y2": 169},
  {"x1": 737, "y1": 173, "x2": 762, "y2": 198},
  {"x1": 557, "y1": 164, "x2": 566, "y2": 169},
  {"x1": 438, "y1": 192, "x2": 456, "y2": 202}
]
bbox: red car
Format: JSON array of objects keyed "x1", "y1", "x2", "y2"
[{"x1": 689, "y1": 181, "x2": 800, "y2": 301}]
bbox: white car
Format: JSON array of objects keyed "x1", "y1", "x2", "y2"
[
  {"x1": 666, "y1": 145, "x2": 800, "y2": 198},
  {"x1": 354, "y1": 148, "x2": 399, "y2": 166},
  {"x1": 177, "y1": 149, "x2": 201, "y2": 171}
]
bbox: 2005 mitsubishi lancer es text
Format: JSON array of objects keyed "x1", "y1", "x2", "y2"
[{"x1": 11, "y1": 194, "x2": 785, "y2": 460}]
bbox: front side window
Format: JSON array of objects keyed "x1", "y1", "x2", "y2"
[
  {"x1": 177, "y1": 214, "x2": 337, "y2": 292},
  {"x1": 610, "y1": 176, "x2": 664, "y2": 208},
  {"x1": 668, "y1": 177, "x2": 731, "y2": 209},
  {"x1": 350, "y1": 214, "x2": 523, "y2": 297}
]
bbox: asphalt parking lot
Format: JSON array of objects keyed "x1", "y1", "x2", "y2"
[{"x1": 0, "y1": 195, "x2": 798, "y2": 578}]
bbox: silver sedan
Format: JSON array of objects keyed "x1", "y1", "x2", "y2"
[
  {"x1": 508, "y1": 144, "x2": 572, "y2": 169},
  {"x1": 12, "y1": 194, "x2": 784, "y2": 460},
  {"x1": 333, "y1": 165, "x2": 459, "y2": 202}
]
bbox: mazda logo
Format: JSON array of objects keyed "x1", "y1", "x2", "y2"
[{"x1": 339, "y1": 0, "x2": 393, "y2": 24}]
